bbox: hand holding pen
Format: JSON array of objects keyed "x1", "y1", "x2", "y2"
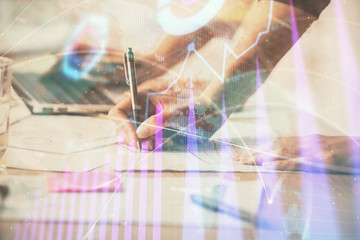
[
  {"x1": 108, "y1": 49, "x2": 203, "y2": 150},
  {"x1": 123, "y1": 48, "x2": 142, "y2": 151}
]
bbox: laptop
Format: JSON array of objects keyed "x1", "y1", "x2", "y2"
[{"x1": 12, "y1": 51, "x2": 166, "y2": 114}]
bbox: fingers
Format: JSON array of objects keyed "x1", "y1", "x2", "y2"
[
  {"x1": 109, "y1": 82, "x2": 175, "y2": 147},
  {"x1": 232, "y1": 135, "x2": 356, "y2": 172},
  {"x1": 108, "y1": 106, "x2": 138, "y2": 146},
  {"x1": 109, "y1": 76, "x2": 191, "y2": 147},
  {"x1": 136, "y1": 92, "x2": 180, "y2": 139},
  {"x1": 136, "y1": 115, "x2": 159, "y2": 139},
  {"x1": 233, "y1": 148, "x2": 305, "y2": 171},
  {"x1": 233, "y1": 138, "x2": 291, "y2": 164},
  {"x1": 234, "y1": 150, "x2": 322, "y2": 171},
  {"x1": 138, "y1": 78, "x2": 169, "y2": 92},
  {"x1": 262, "y1": 159, "x2": 304, "y2": 171},
  {"x1": 232, "y1": 147, "x2": 284, "y2": 165}
]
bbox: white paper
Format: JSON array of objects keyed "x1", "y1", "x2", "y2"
[
  {"x1": 7, "y1": 115, "x2": 118, "y2": 172},
  {"x1": 6, "y1": 146, "x2": 110, "y2": 172},
  {"x1": 8, "y1": 115, "x2": 118, "y2": 154}
]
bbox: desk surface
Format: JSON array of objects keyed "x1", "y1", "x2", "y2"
[
  {"x1": 1, "y1": 166, "x2": 359, "y2": 240},
  {"x1": 2, "y1": 113, "x2": 360, "y2": 240}
]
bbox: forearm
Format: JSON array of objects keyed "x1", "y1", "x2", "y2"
[
  {"x1": 226, "y1": 0, "x2": 319, "y2": 77},
  {"x1": 197, "y1": 0, "x2": 329, "y2": 126},
  {"x1": 147, "y1": 25, "x2": 217, "y2": 70},
  {"x1": 202, "y1": 1, "x2": 324, "y2": 109}
]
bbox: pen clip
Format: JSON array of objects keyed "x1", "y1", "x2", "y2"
[{"x1": 123, "y1": 52, "x2": 130, "y2": 85}]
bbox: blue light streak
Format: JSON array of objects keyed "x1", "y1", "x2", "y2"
[{"x1": 62, "y1": 16, "x2": 108, "y2": 80}]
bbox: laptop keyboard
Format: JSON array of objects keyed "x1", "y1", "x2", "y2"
[{"x1": 14, "y1": 72, "x2": 115, "y2": 105}]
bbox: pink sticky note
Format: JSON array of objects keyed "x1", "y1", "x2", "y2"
[{"x1": 47, "y1": 171, "x2": 122, "y2": 193}]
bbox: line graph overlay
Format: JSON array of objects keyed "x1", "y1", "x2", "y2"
[
  {"x1": 1, "y1": 0, "x2": 286, "y2": 236},
  {"x1": 144, "y1": 0, "x2": 274, "y2": 119},
  {"x1": 141, "y1": 0, "x2": 278, "y2": 205}
]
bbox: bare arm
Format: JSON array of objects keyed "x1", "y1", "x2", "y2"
[
  {"x1": 201, "y1": 0, "x2": 323, "y2": 104},
  {"x1": 108, "y1": 0, "x2": 330, "y2": 147}
]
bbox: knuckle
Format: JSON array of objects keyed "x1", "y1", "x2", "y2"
[{"x1": 323, "y1": 152, "x2": 335, "y2": 164}]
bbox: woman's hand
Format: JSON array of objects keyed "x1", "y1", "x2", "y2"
[
  {"x1": 232, "y1": 135, "x2": 360, "y2": 171},
  {"x1": 108, "y1": 78, "x2": 200, "y2": 150}
]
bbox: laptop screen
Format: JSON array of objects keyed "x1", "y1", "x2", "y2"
[{"x1": 12, "y1": 52, "x2": 166, "y2": 114}]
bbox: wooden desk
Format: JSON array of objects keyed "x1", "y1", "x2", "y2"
[{"x1": 1, "y1": 166, "x2": 359, "y2": 240}]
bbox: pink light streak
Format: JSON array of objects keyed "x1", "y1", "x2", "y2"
[
  {"x1": 217, "y1": 95, "x2": 242, "y2": 238},
  {"x1": 288, "y1": 1, "x2": 338, "y2": 237},
  {"x1": 20, "y1": 212, "x2": 31, "y2": 240},
  {"x1": 38, "y1": 197, "x2": 49, "y2": 240},
  {"x1": 56, "y1": 166, "x2": 71, "y2": 240},
  {"x1": 124, "y1": 142, "x2": 136, "y2": 239},
  {"x1": 85, "y1": 165, "x2": 102, "y2": 240},
  {"x1": 182, "y1": 77, "x2": 205, "y2": 240},
  {"x1": 46, "y1": 180, "x2": 60, "y2": 240},
  {"x1": 333, "y1": 0, "x2": 360, "y2": 236},
  {"x1": 138, "y1": 142, "x2": 149, "y2": 240},
  {"x1": 13, "y1": 223, "x2": 21, "y2": 240},
  {"x1": 75, "y1": 160, "x2": 90, "y2": 239},
  {"x1": 65, "y1": 171, "x2": 80, "y2": 240},
  {"x1": 29, "y1": 191, "x2": 42, "y2": 240},
  {"x1": 290, "y1": 0, "x2": 321, "y2": 157},
  {"x1": 98, "y1": 163, "x2": 112, "y2": 240},
  {"x1": 110, "y1": 137, "x2": 125, "y2": 239},
  {"x1": 153, "y1": 104, "x2": 163, "y2": 240},
  {"x1": 255, "y1": 57, "x2": 272, "y2": 153},
  {"x1": 333, "y1": 0, "x2": 360, "y2": 168}
]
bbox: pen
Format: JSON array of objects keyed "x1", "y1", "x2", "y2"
[
  {"x1": 124, "y1": 48, "x2": 142, "y2": 151},
  {"x1": 191, "y1": 194, "x2": 256, "y2": 223},
  {"x1": 191, "y1": 194, "x2": 271, "y2": 228}
]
